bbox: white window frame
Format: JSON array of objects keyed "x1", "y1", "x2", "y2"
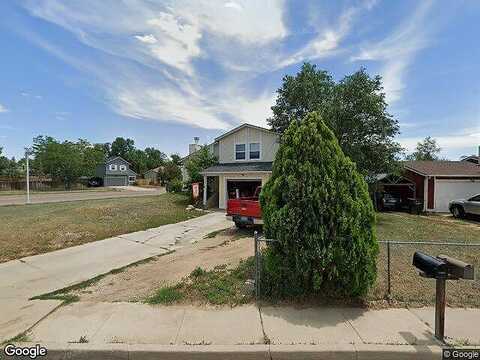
[
  {"x1": 119, "y1": 164, "x2": 127, "y2": 171},
  {"x1": 249, "y1": 142, "x2": 261, "y2": 160},
  {"x1": 234, "y1": 143, "x2": 247, "y2": 161},
  {"x1": 109, "y1": 164, "x2": 117, "y2": 171}
]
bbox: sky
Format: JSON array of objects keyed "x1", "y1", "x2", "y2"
[{"x1": 0, "y1": 0, "x2": 479, "y2": 160}]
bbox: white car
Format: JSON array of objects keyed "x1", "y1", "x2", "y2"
[{"x1": 449, "y1": 194, "x2": 480, "y2": 218}]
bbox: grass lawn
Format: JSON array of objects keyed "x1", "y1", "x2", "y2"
[
  {"x1": 0, "y1": 193, "x2": 203, "y2": 263},
  {"x1": 144, "y1": 212, "x2": 480, "y2": 308}
]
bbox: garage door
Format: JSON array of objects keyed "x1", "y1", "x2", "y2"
[
  {"x1": 105, "y1": 176, "x2": 127, "y2": 186},
  {"x1": 435, "y1": 179, "x2": 480, "y2": 212}
]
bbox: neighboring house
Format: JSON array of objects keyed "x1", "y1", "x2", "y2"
[
  {"x1": 144, "y1": 166, "x2": 163, "y2": 184},
  {"x1": 462, "y1": 155, "x2": 479, "y2": 164},
  {"x1": 180, "y1": 137, "x2": 206, "y2": 183},
  {"x1": 400, "y1": 161, "x2": 480, "y2": 212},
  {"x1": 200, "y1": 123, "x2": 280, "y2": 209},
  {"x1": 96, "y1": 156, "x2": 137, "y2": 186}
]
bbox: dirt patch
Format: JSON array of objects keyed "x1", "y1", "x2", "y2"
[{"x1": 74, "y1": 230, "x2": 254, "y2": 302}]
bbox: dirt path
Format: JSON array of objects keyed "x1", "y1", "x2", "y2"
[{"x1": 75, "y1": 229, "x2": 254, "y2": 302}]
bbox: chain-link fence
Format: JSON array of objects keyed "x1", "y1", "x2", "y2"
[{"x1": 254, "y1": 232, "x2": 480, "y2": 305}]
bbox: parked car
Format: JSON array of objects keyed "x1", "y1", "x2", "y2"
[
  {"x1": 226, "y1": 186, "x2": 263, "y2": 228},
  {"x1": 87, "y1": 177, "x2": 103, "y2": 187},
  {"x1": 379, "y1": 193, "x2": 402, "y2": 211},
  {"x1": 449, "y1": 194, "x2": 480, "y2": 218}
]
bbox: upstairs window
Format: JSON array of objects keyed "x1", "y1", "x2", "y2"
[
  {"x1": 249, "y1": 143, "x2": 260, "y2": 160},
  {"x1": 119, "y1": 165, "x2": 127, "y2": 171},
  {"x1": 109, "y1": 164, "x2": 117, "y2": 171},
  {"x1": 235, "y1": 144, "x2": 246, "y2": 160}
]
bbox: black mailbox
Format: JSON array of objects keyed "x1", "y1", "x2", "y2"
[
  {"x1": 437, "y1": 255, "x2": 475, "y2": 280},
  {"x1": 412, "y1": 251, "x2": 447, "y2": 278},
  {"x1": 412, "y1": 251, "x2": 475, "y2": 342}
]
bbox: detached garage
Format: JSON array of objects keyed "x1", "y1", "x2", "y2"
[{"x1": 403, "y1": 161, "x2": 480, "y2": 212}]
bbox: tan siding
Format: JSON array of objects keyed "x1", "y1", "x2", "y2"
[{"x1": 218, "y1": 126, "x2": 279, "y2": 163}]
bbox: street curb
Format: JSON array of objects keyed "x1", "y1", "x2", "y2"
[{"x1": 3, "y1": 343, "x2": 447, "y2": 360}]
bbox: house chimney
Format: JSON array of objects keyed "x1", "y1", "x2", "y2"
[{"x1": 189, "y1": 137, "x2": 202, "y2": 154}]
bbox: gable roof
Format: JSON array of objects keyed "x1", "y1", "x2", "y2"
[
  {"x1": 462, "y1": 155, "x2": 479, "y2": 164},
  {"x1": 105, "y1": 156, "x2": 131, "y2": 165},
  {"x1": 404, "y1": 161, "x2": 480, "y2": 176},
  {"x1": 214, "y1": 123, "x2": 278, "y2": 142},
  {"x1": 144, "y1": 166, "x2": 162, "y2": 174}
]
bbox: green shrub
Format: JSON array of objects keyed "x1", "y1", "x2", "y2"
[
  {"x1": 145, "y1": 286, "x2": 183, "y2": 304},
  {"x1": 166, "y1": 178, "x2": 183, "y2": 193},
  {"x1": 190, "y1": 266, "x2": 207, "y2": 277},
  {"x1": 260, "y1": 112, "x2": 378, "y2": 299}
]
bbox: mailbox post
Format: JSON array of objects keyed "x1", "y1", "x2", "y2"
[
  {"x1": 412, "y1": 251, "x2": 475, "y2": 342},
  {"x1": 435, "y1": 272, "x2": 446, "y2": 341}
]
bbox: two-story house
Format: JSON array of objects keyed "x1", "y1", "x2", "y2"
[
  {"x1": 96, "y1": 156, "x2": 137, "y2": 187},
  {"x1": 200, "y1": 123, "x2": 280, "y2": 209}
]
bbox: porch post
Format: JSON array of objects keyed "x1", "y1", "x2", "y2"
[{"x1": 203, "y1": 174, "x2": 207, "y2": 207}]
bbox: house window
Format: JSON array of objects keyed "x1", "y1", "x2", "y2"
[
  {"x1": 109, "y1": 164, "x2": 117, "y2": 171},
  {"x1": 249, "y1": 143, "x2": 260, "y2": 160},
  {"x1": 128, "y1": 176, "x2": 136, "y2": 182},
  {"x1": 235, "y1": 144, "x2": 246, "y2": 160},
  {"x1": 119, "y1": 165, "x2": 127, "y2": 171}
]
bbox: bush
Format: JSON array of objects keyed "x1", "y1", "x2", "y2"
[
  {"x1": 260, "y1": 112, "x2": 378, "y2": 299},
  {"x1": 166, "y1": 178, "x2": 183, "y2": 193}
]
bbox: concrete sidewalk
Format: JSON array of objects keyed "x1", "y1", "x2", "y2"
[
  {"x1": 13, "y1": 302, "x2": 480, "y2": 359},
  {"x1": 0, "y1": 212, "x2": 231, "y2": 342}
]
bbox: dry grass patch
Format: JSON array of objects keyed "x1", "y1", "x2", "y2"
[{"x1": 0, "y1": 193, "x2": 203, "y2": 262}]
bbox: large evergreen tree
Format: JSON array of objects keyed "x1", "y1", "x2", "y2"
[{"x1": 260, "y1": 112, "x2": 378, "y2": 298}]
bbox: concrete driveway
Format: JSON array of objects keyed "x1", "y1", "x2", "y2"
[
  {"x1": 0, "y1": 187, "x2": 165, "y2": 206},
  {"x1": 0, "y1": 211, "x2": 231, "y2": 342}
]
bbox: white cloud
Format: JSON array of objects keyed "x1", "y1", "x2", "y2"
[
  {"x1": 399, "y1": 128, "x2": 480, "y2": 160},
  {"x1": 224, "y1": 2, "x2": 243, "y2": 11},
  {"x1": 19, "y1": 0, "x2": 376, "y2": 131},
  {"x1": 0, "y1": 104, "x2": 8, "y2": 113},
  {"x1": 134, "y1": 34, "x2": 157, "y2": 44},
  {"x1": 351, "y1": 1, "x2": 434, "y2": 104}
]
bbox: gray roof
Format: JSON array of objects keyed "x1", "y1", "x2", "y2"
[
  {"x1": 105, "y1": 156, "x2": 131, "y2": 165},
  {"x1": 404, "y1": 161, "x2": 480, "y2": 176},
  {"x1": 144, "y1": 166, "x2": 163, "y2": 174},
  {"x1": 202, "y1": 162, "x2": 273, "y2": 174}
]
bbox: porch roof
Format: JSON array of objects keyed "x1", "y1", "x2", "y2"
[{"x1": 201, "y1": 162, "x2": 273, "y2": 174}]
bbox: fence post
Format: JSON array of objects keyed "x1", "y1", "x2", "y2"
[{"x1": 387, "y1": 239, "x2": 391, "y2": 300}]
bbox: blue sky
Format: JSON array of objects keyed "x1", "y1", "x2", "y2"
[{"x1": 0, "y1": 0, "x2": 479, "y2": 160}]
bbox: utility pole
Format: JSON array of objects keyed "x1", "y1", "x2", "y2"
[{"x1": 25, "y1": 147, "x2": 32, "y2": 204}]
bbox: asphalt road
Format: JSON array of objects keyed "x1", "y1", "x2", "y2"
[{"x1": 0, "y1": 188, "x2": 165, "y2": 206}]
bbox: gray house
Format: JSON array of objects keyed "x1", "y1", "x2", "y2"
[
  {"x1": 96, "y1": 156, "x2": 137, "y2": 186},
  {"x1": 144, "y1": 166, "x2": 163, "y2": 184}
]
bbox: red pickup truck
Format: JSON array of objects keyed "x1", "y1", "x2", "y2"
[{"x1": 226, "y1": 186, "x2": 263, "y2": 228}]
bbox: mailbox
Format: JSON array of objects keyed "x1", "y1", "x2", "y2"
[
  {"x1": 412, "y1": 251, "x2": 475, "y2": 342},
  {"x1": 412, "y1": 251, "x2": 447, "y2": 278},
  {"x1": 437, "y1": 255, "x2": 475, "y2": 280}
]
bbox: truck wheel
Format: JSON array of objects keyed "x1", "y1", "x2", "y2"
[
  {"x1": 452, "y1": 206, "x2": 465, "y2": 219},
  {"x1": 235, "y1": 221, "x2": 246, "y2": 229}
]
